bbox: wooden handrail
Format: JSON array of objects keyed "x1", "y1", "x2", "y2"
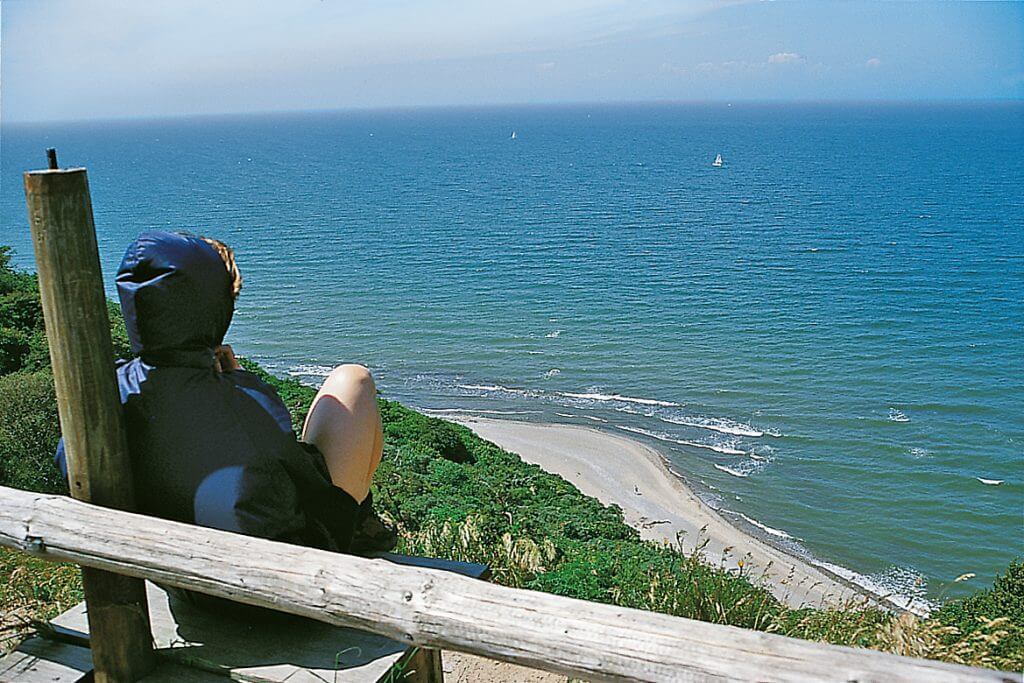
[{"x1": 0, "y1": 486, "x2": 1010, "y2": 683}]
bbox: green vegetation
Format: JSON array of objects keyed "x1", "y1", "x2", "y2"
[{"x1": 1, "y1": 247, "x2": 1021, "y2": 670}]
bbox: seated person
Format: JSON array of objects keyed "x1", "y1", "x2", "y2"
[{"x1": 56, "y1": 231, "x2": 394, "y2": 570}]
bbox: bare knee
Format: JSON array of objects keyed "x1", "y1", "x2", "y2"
[{"x1": 324, "y1": 364, "x2": 376, "y2": 395}]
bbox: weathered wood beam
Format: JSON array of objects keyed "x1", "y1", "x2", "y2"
[
  {"x1": 0, "y1": 487, "x2": 1011, "y2": 683},
  {"x1": 23, "y1": 160, "x2": 154, "y2": 682}
]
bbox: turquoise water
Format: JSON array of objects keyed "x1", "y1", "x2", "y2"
[{"x1": 3, "y1": 103, "x2": 1022, "y2": 604}]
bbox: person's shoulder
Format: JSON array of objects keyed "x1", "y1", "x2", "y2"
[
  {"x1": 229, "y1": 368, "x2": 279, "y2": 395},
  {"x1": 224, "y1": 369, "x2": 295, "y2": 433}
]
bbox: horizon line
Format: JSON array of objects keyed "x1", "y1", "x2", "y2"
[{"x1": 5, "y1": 96, "x2": 1022, "y2": 127}]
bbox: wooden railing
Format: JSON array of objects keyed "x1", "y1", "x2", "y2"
[{"x1": 1, "y1": 485, "x2": 1011, "y2": 683}]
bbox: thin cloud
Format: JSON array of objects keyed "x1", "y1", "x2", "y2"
[
  {"x1": 768, "y1": 52, "x2": 804, "y2": 65},
  {"x1": 866, "y1": 57, "x2": 882, "y2": 68},
  {"x1": 689, "y1": 52, "x2": 807, "y2": 75}
]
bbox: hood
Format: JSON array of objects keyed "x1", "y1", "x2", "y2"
[{"x1": 116, "y1": 231, "x2": 234, "y2": 367}]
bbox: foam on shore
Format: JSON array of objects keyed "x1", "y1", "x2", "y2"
[
  {"x1": 558, "y1": 391, "x2": 681, "y2": 407},
  {"x1": 616, "y1": 425, "x2": 747, "y2": 455},
  {"x1": 660, "y1": 415, "x2": 764, "y2": 437}
]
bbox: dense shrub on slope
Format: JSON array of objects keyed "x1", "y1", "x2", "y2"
[
  {"x1": 0, "y1": 247, "x2": 131, "y2": 494},
  {"x1": 0, "y1": 370, "x2": 64, "y2": 495},
  {"x1": 932, "y1": 562, "x2": 1024, "y2": 668},
  {"x1": 0, "y1": 247, "x2": 46, "y2": 375}
]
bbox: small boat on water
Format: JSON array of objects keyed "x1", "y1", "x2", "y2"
[
  {"x1": 712, "y1": 153, "x2": 723, "y2": 167},
  {"x1": 511, "y1": 131, "x2": 517, "y2": 140}
]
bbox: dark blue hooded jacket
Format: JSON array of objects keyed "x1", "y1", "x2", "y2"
[{"x1": 56, "y1": 231, "x2": 358, "y2": 553}]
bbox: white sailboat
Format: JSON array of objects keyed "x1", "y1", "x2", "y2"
[
  {"x1": 511, "y1": 131, "x2": 517, "y2": 140},
  {"x1": 712, "y1": 153, "x2": 723, "y2": 167}
]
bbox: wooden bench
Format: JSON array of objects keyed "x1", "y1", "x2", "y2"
[{"x1": 2, "y1": 553, "x2": 488, "y2": 683}]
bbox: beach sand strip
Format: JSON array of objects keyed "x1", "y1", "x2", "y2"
[{"x1": 452, "y1": 416, "x2": 876, "y2": 610}]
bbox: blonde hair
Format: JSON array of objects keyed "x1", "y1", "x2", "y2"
[{"x1": 201, "y1": 237, "x2": 243, "y2": 299}]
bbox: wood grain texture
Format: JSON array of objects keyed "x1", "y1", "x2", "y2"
[
  {"x1": 2, "y1": 487, "x2": 1015, "y2": 683},
  {"x1": 0, "y1": 638, "x2": 221, "y2": 683},
  {"x1": 23, "y1": 167, "x2": 154, "y2": 682},
  {"x1": 52, "y1": 581, "x2": 417, "y2": 682},
  {"x1": 0, "y1": 637, "x2": 94, "y2": 682}
]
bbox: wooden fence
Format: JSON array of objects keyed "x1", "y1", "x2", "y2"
[{"x1": 1, "y1": 485, "x2": 1013, "y2": 683}]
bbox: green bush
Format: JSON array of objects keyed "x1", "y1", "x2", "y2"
[
  {"x1": 0, "y1": 289, "x2": 43, "y2": 332},
  {"x1": 380, "y1": 401, "x2": 473, "y2": 463},
  {"x1": 527, "y1": 538, "x2": 779, "y2": 629},
  {"x1": 932, "y1": 560, "x2": 1024, "y2": 668},
  {"x1": 0, "y1": 370, "x2": 65, "y2": 494},
  {"x1": 107, "y1": 300, "x2": 133, "y2": 362},
  {"x1": 0, "y1": 326, "x2": 32, "y2": 375},
  {"x1": 0, "y1": 246, "x2": 36, "y2": 296},
  {"x1": 1, "y1": 248, "x2": 130, "y2": 373}
]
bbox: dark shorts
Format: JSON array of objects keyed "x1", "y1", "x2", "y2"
[
  {"x1": 296, "y1": 440, "x2": 363, "y2": 552},
  {"x1": 167, "y1": 443, "x2": 366, "y2": 621}
]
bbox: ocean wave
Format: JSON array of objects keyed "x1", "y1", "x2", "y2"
[
  {"x1": 545, "y1": 330, "x2": 562, "y2": 338},
  {"x1": 889, "y1": 408, "x2": 911, "y2": 423},
  {"x1": 909, "y1": 447, "x2": 930, "y2": 458},
  {"x1": 544, "y1": 368, "x2": 561, "y2": 378},
  {"x1": 431, "y1": 376, "x2": 776, "y2": 456},
  {"x1": 560, "y1": 391, "x2": 680, "y2": 407},
  {"x1": 698, "y1": 491, "x2": 725, "y2": 510},
  {"x1": 555, "y1": 412, "x2": 607, "y2": 423},
  {"x1": 811, "y1": 561, "x2": 933, "y2": 616},
  {"x1": 458, "y1": 383, "x2": 531, "y2": 395},
  {"x1": 612, "y1": 404, "x2": 649, "y2": 416},
  {"x1": 615, "y1": 425, "x2": 746, "y2": 455},
  {"x1": 714, "y1": 463, "x2": 749, "y2": 478},
  {"x1": 660, "y1": 415, "x2": 764, "y2": 437},
  {"x1": 676, "y1": 439, "x2": 746, "y2": 456},
  {"x1": 608, "y1": 404, "x2": 780, "y2": 440},
  {"x1": 735, "y1": 512, "x2": 797, "y2": 540},
  {"x1": 424, "y1": 407, "x2": 541, "y2": 415},
  {"x1": 287, "y1": 363, "x2": 336, "y2": 378}
]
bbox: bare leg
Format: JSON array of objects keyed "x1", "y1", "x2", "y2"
[{"x1": 301, "y1": 364, "x2": 383, "y2": 503}]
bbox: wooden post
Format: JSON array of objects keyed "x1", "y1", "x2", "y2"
[{"x1": 24, "y1": 153, "x2": 154, "y2": 682}]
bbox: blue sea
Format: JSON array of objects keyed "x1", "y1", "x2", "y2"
[{"x1": 3, "y1": 103, "x2": 1022, "y2": 605}]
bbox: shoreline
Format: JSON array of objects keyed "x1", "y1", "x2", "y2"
[{"x1": 448, "y1": 414, "x2": 917, "y2": 612}]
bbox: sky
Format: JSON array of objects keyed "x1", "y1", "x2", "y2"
[{"x1": 1, "y1": 0, "x2": 1022, "y2": 123}]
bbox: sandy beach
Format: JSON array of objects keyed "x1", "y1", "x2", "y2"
[{"x1": 449, "y1": 416, "x2": 880, "y2": 610}]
